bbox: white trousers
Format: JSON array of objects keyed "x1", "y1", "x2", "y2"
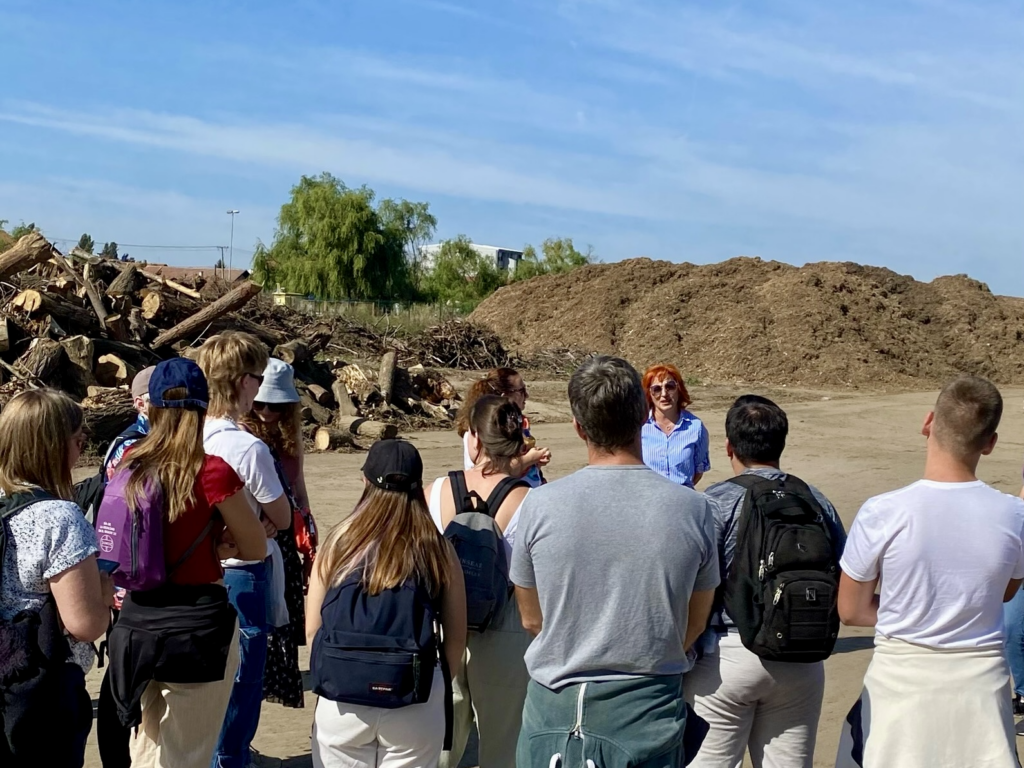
[
  {"x1": 685, "y1": 632, "x2": 824, "y2": 768},
  {"x1": 313, "y1": 671, "x2": 446, "y2": 768}
]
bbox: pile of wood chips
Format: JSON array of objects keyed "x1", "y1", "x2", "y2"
[{"x1": 0, "y1": 233, "x2": 461, "y2": 452}]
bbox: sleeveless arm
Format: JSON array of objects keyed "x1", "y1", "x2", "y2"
[
  {"x1": 440, "y1": 543, "x2": 467, "y2": 675},
  {"x1": 306, "y1": 559, "x2": 329, "y2": 646}
]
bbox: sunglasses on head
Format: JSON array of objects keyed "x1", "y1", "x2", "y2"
[
  {"x1": 254, "y1": 401, "x2": 286, "y2": 413},
  {"x1": 650, "y1": 381, "x2": 679, "y2": 397}
]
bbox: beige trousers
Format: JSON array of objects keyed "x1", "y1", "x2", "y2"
[
  {"x1": 442, "y1": 598, "x2": 532, "y2": 768},
  {"x1": 130, "y1": 621, "x2": 241, "y2": 768}
]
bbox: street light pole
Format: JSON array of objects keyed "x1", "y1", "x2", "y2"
[{"x1": 226, "y1": 209, "x2": 239, "y2": 277}]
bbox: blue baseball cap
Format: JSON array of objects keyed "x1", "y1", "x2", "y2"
[{"x1": 149, "y1": 358, "x2": 209, "y2": 410}]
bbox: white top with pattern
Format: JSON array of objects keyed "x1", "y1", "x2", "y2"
[{"x1": 1, "y1": 495, "x2": 100, "y2": 671}]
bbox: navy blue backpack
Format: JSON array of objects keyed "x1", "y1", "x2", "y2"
[{"x1": 311, "y1": 570, "x2": 452, "y2": 745}]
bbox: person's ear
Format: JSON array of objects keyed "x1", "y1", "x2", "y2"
[
  {"x1": 981, "y1": 432, "x2": 999, "y2": 456},
  {"x1": 572, "y1": 418, "x2": 587, "y2": 443},
  {"x1": 922, "y1": 411, "x2": 935, "y2": 439},
  {"x1": 725, "y1": 439, "x2": 735, "y2": 460}
]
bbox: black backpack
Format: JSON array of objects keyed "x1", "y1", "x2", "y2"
[
  {"x1": 0, "y1": 490, "x2": 70, "y2": 688},
  {"x1": 443, "y1": 471, "x2": 527, "y2": 632},
  {"x1": 74, "y1": 425, "x2": 145, "y2": 526},
  {"x1": 310, "y1": 570, "x2": 452, "y2": 747},
  {"x1": 722, "y1": 474, "x2": 841, "y2": 663}
]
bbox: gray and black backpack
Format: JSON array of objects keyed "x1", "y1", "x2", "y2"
[{"x1": 442, "y1": 471, "x2": 527, "y2": 633}]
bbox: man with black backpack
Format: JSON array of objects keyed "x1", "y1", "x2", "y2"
[{"x1": 686, "y1": 395, "x2": 845, "y2": 768}]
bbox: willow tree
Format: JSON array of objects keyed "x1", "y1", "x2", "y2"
[{"x1": 255, "y1": 173, "x2": 433, "y2": 301}]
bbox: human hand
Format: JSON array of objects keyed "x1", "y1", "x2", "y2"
[
  {"x1": 99, "y1": 572, "x2": 116, "y2": 608},
  {"x1": 217, "y1": 529, "x2": 239, "y2": 560},
  {"x1": 522, "y1": 446, "x2": 552, "y2": 468},
  {"x1": 261, "y1": 516, "x2": 278, "y2": 539}
]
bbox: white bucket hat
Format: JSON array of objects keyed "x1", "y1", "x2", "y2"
[{"x1": 256, "y1": 358, "x2": 300, "y2": 404}]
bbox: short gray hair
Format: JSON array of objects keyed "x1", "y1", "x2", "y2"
[{"x1": 568, "y1": 355, "x2": 647, "y2": 450}]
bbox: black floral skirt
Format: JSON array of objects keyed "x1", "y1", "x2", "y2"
[{"x1": 263, "y1": 526, "x2": 306, "y2": 708}]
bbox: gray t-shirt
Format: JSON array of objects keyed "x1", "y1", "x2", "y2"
[
  {"x1": 703, "y1": 467, "x2": 846, "y2": 631},
  {"x1": 510, "y1": 464, "x2": 719, "y2": 690}
]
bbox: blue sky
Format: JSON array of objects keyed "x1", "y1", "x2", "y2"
[{"x1": 1, "y1": 0, "x2": 1022, "y2": 292}]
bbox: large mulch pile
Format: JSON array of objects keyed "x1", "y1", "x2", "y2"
[{"x1": 470, "y1": 257, "x2": 1024, "y2": 388}]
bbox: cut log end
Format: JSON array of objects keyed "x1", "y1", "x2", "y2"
[{"x1": 314, "y1": 427, "x2": 354, "y2": 451}]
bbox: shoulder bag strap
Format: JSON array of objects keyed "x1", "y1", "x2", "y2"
[{"x1": 167, "y1": 518, "x2": 217, "y2": 576}]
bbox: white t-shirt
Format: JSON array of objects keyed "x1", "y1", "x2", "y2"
[
  {"x1": 841, "y1": 479, "x2": 1024, "y2": 649},
  {"x1": 427, "y1": 474, "x2": 525, "y2": 560},
  {"x1": 204, "y1": 417, "x2": 285, "y2": 566}
]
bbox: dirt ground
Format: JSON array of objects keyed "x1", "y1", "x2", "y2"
[{"x1": 82, "y1": 382, "x2": 1024, "y2": 767}]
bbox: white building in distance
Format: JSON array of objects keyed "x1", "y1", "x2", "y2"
[{"x1": 419, "y1": 242, "x2": 523, "y2": 273}]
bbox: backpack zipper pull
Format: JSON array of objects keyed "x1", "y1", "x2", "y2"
[
  {"x1": 758, "y1": 559, "x2": 765, "y2": 581},
  {"x1": 767, "y1": 552, "x2": 774, "y2": 570},
  {"x1": 773, "y1": 585, "x2": 783, "y2": 605}
]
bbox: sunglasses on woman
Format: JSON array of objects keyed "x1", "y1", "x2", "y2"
[
  {"x1": 649, "y1": 381, "x2": 679, "y2": 397},
  {"x1": 254, "y1": 401, "x2": 286, "y2": 413}
]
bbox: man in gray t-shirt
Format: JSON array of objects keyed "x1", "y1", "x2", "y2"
[{"x1": 511, "y1": 356, "x2": 719, "y2": 767}]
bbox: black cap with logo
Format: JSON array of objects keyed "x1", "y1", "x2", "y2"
[{"x1": 361, "y1": 439, "x2": 424, "y2": 493}]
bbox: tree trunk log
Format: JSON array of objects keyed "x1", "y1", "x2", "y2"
[
  {"x1": 8, "y1": 289, "x2": 101, "y2": 335},
  {"x1": 137, "y1": 268, "x2": 203, "y2": 300},
  {"x1": 273, "y1": 339, "x2": 309, "y2": 366},
  {"x1": 128, "y1": 307, "x2": 151, "y2": 343},
  {"x1": 300, "y1": 394, "x2": 333, "y2": 426},
  {"x1": 314, "y1": 427, "x2": 354, "y2": 451},
  {"x1": 152, "y1": 281, "x2": 262, "y2": 348},
  {"x1": 141, "y1": 291, "x2": 199, "y2": 324},
  {"x1": 104, "y1": 314, "x2": 131, "y2": 342},
  {"x1": 95, "y1": 354, "x2": 137, "y2": 388},
  {"x1": 207, "y1": 316, "x2": 286, "y2": 349},
  {"x1": 18, "y1": 338, "x2": 67, "y2": 381},
  {"x1": 307, "y1": 383, "x2": 334, "y2": 407},
  {"x1": 60, "y1": 335, "x2": 97, "y2": 393},
  {"x1": 106, "y1": 264, "x2": 142, "y2": 296},
  {"x1": 336, "y1": 415, "x2": 398, "y2": 440},
  {"x1": 378, "y1": 350, "x2": 398, "y2": 405},
  {"x1": 0, "y1": 232, "x2": 60, "y2": 281},
  {"x1": 82, "y1": 390, "x2": 136, "y2": 446},
  {"x1": 92, "y1": 338, "x2": 161, "y2": 369},
  {"x1": 0, "y1": 317, "x2": 9, "y2": 354},
  {"x1": 332, "y1": 380, "x2": 360, "y2": 417}
]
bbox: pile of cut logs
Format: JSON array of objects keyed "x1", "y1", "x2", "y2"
[{"x1": 0, "y1": 233, "x2": 460, "y2": 451}]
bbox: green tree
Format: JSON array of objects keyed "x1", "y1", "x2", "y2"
[
  {"x1": 511, "y1": 237, "x2": 593, "y2": 282},
  {"x1": 100, "y1": 241, "x2": 119, "y2": 258},
  {"x1": 77, "y1": 233, "x2": 95, "y2": 253},
  {"x1": 257, "y1": 173, "x2": 428, "y2": 301},
  {"x1": 378, "y1": 198, "x2": 437, "y2": 284},
  {"x1": 10, "y1": 221, "x2": 38, "y2": 239},
  {"x1": 422, "y1": 236, "x2": 506, "y2": 307}
]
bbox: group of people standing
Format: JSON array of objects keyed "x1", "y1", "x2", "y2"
[
  {"x1": 2, "y1": 343, "x2": 1024, "y2": 768},
  {"x1": 0, "y1": 331, "x2": 316, "y2": 768}
]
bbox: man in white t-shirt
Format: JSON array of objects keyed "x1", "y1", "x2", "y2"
[
  {"x1": 837, "y1": 376, "x2": 1024, "y2": 768},
  {"x1": 197, "y1": 332, "x2": 292, "y2": 768}
]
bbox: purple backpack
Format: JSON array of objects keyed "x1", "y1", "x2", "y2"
[{"x1": 95, "y1": 469, "x2": 215, "y2": 592}]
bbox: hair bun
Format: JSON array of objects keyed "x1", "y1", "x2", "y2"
[{"x1": 498, "y1": 402, "x2": 524, "y2": 440}]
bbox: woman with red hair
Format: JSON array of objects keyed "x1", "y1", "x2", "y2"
[{"x1": 640, "y1": 364, "x2": 710, "y2": 488}]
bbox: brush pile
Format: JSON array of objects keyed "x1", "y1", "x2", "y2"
[{"x1": 0, "y1": 233, "x2": 462, "y2": 451}]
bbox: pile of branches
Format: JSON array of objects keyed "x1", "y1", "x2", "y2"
[
  {"x1": 406, "y1": 319, "x2": 513, "y2": 370},
  {"x1": 518, "y1": 347, "x2": 596, "y2": 377},
  {"x1": 0, "y1": 233, "x2": 462, "y2": 452}
]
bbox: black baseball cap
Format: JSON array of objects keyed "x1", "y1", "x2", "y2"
[{"x1": 361, "y1": 439, "x2": 423, "y2": 493}]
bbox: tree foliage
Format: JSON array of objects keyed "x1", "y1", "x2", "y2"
[
  {"x1": 100, "y1": 241, "x2": 119, "y2": 258},
  {"x1": 512, "y1": 237, "x2": 593, "y2": 282},
  {"x1": 10, "y1": 221, "x2": 38, "y2": 239},
  {"x1": 421, "y1": 236, "x2": 506, "y2": 307},
  {"x1": 253, "y1": 172, "x2": 435, "y2": 301},
  {"x1": 77, "y1": 233, "x2": 95, "y2": 254}
]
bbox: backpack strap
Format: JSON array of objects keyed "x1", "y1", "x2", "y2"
[
  {"x1": 482, "y1": 477, "x2": 530, "y2": 519},
  {"x1": 447, "y1": 471, "x2": 486, "y2": 515},
  {"x1": 1, "y1": 490, "x2": 55, "y2": 589},
  {"x1": 167, "y1": 518, "x2": 217, "y2": 576}
]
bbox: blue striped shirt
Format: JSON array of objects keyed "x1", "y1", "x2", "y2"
[{"x1": 641, "y1": 410, "x2": 711, "y2": 488}]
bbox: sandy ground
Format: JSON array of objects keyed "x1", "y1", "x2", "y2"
[{"x1": 81, "y1": 384, "x2": 1024, "y2": 767}]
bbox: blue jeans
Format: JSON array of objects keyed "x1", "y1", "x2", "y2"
[
  {"x1": 1004, "y1": 585, "x2": 1024, "y2": 696},
  {"x1": 213, "y1": 561, "x2": 269, "y2": 768}
]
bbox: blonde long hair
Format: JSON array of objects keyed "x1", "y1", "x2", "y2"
[
  {"x1": 0, "y1": 389, "x2": 83, "y2": 500},
  {"x1": 121, "y1": 387, "x2": 206, "y2": 522},
  {"x1": 316, "y1": 484, "x2": 450, "y2": 598}
]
